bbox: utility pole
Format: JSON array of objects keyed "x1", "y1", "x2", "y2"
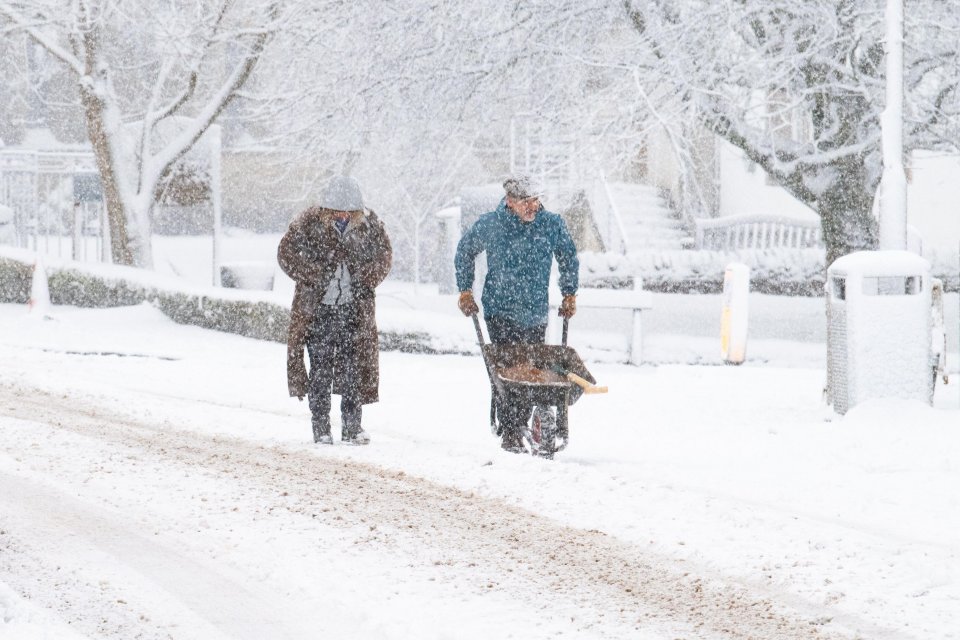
[{"x1": 879, "y1": 0, "x2": 907, "y2": 250}]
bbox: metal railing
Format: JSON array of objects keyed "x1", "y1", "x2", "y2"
[{"x1": 0, "y1": 149, "x2": 106, "y2": 261}]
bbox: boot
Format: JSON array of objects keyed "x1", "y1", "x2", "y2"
[
  {"x1": 312, "y1": 419, "x2": 333, "y2": 445},
  {"x1": 345, "y1": 429, "x2": 370, "y2": 445},
  {"x1": 341, "y1": 401, "x2": 366, "y2": 444},
  {"x1": 500, "y1": 428, "x2": 525, "y2": 454}
]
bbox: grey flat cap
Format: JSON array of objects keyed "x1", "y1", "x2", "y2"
[
  {"x1": 319, "y1": 175, "x2": 364, "y2": 211},
  {"x1": 503, "y1": 175, "x2": 544, "y2": 199}
]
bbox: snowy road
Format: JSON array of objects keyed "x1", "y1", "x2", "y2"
[
  {"x1": 0, "y1": 380, "x2": 853, "y2": 640},
  {"x1": 0, "y1": 303, "x2": 957, "y2": 639}
]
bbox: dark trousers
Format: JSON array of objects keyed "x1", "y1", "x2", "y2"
[
  {"x1": 485, "y1": 316, "x2": 546, "y2": 435},
  {"x1": 306, "y1": 303, "x2": 362, "y2": 436}
]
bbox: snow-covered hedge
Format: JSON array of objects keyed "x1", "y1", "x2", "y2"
[
  {"x1": 46, "y1": 262, "x2": 289, "y2": 343},
  {"x1": 0, "y1": 250, "x2": 460, "y2": 354},
  {"x1": 0, "y1": 255, "x2": 31, "y2": 303},
  {"x1": 580, "y1": 249, "x2": 958, "y2": 294},
  {"x1": 579, "y1": 249, "x2": 826, "y2": 295}
]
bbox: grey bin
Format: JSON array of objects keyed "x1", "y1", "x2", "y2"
[{"x1": 826, "y1": 250, "x2": 933, "y2": 415}]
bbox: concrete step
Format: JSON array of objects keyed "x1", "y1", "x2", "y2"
[
  {"x1": 621, "y1": 217, "x2": 686, "y2": 230},
  {"x1": 626, "y1": 239, "x2": 694, "y2": 251},
  {"x1": 610, "y1": 183, "x2": 690, "y2": 251},
  {"x1": 597, "y1": 181, "x2": 691, "y2": 253},
  {"x1": 612, "y1": 193, "x2": 668, "y2": 207},
  {"x1": 623, "y1": 232, "x2": 689, "y2": 245}
]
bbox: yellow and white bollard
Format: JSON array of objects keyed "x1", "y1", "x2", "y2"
[{"x1": 720, "y1": 262, "x2": 750, "y2": 365}]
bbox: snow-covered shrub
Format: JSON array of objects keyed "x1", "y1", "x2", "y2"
[
  {"x1": 580, "y1": 249, "x2": 827, "y2": 295},
  {"x1": 0, "y1": 251, "x2": 456, "y2": 353},
  {"x1": 157, "y1": 294, "x2": 287, "y2": 343},
  {"x1": 49, "y1": 270, "x2": 148, "y2": 308},
  {"x1": 580, "y1": 248, "x2": 958, "y2": 294},
  {"x1": 0, "y1": 256, "x2": 31, "y2": 303},
  {"x1": 219, "y1": 261, "x2": 276, "y2": 291}
]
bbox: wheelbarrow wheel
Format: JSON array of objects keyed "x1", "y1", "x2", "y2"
[{"x1": 531, "y1": 406, "x2": 557, "y2": 459}]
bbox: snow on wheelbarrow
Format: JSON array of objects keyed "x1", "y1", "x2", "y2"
[{"x1": 471, "y1": 315, "x2": 607, "y2": 459}]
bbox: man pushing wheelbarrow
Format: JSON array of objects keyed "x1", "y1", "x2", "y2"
[{"x1": 455, "y1": 176, "x2": 604, "y2": 456}]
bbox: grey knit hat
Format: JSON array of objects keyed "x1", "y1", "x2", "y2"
[
  {"x1": 319, "y1": 175, "x2": 364, "y2": 211},
  {"x1": 503, "y1": 175, "x2": 544, "y2": 199}
]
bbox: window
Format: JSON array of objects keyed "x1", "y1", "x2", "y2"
[
  {"x1": 832, "y1": 276, "x2": 846, "y2": 301},
  {"x1": 861, "y1": 276, "x2": 921, "y2": 296}
]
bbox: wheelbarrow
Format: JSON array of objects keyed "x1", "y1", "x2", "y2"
[{"x1": 471, "y1": 314, "x2": 603, "y2": 458}]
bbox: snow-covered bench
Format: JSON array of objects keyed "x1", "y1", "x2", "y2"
[
  {"x1": 694, "y1": 213, "x2": 823, "y2": 250},
  {"x1": 548, "y1": 284, "x2": 653, "y2": 365}
]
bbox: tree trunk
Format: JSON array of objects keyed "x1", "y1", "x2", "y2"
[
  {"x1": 80, "y1": 85, "x2": 134, "y2": 266},
  {"x1": 817, "y1": 156, "x2": 879, "y2": 267}
]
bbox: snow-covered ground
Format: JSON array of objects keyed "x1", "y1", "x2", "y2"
[{"x1": 1, "y1": 283, "x2": 958, "y2": 638}]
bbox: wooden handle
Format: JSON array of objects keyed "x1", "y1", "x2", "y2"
[{"x1": 566, "y1": 372, "x2": 608, "y2": 394}]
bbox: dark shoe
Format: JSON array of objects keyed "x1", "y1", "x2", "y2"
[
  {"x1": 344, "y1": 429, "x2": 370, "y2": 445},
  {"x1": 312, "y1": 420, "x2": 332, "y2": 445},
  {"x1": 500, "y1": 430, "x2": 525, "y2": 454}
]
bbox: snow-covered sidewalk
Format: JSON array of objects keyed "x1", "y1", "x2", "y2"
[{"x1": 0, "y1": 302, "x2": 957, "y2": 639}]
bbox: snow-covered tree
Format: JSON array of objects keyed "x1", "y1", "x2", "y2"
[
  {"x1": 250, "y1": 2, "x2": 510, "y2": 277},
  {"x1": 357, "y1": 127, "x2": 486, "y2": 284},
  {"x1": 0, "y1": 0, "x2": 294, "y2": 267},
  {"x1": 614, "y1": 0, "x2": 960, "y2": 264}
]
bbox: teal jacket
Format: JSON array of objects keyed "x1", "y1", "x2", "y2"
[{"x1": 455, "y1": 199, "x2": 579, "y2": 327}]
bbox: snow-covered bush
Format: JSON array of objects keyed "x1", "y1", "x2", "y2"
[
  {"x1": 579, "y1": 249, "x2": 828, "y2": 295},
  {"x1": 580, "y1": 249, "x2": 957, "y2": 294},
  {"x1": 0, "y1": 255, "x2": 31, "y2": 303},
  {"x1": 0, "y1": 252, "x2": 461, "y2": 353}
]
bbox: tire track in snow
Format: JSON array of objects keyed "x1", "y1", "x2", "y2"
[
  {"x1": 0, "y1": 471, "x2": 308, "y2": 640},
  {"x1": 0, "y1": 381, "x2": 864, "y2": 640}
]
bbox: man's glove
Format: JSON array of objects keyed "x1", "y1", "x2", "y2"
[
  {"x1": 458, "y1": 290, "x2": 479, "y2": 316},
  {"x1": 558, "y1": 294, "x2": 577, "y2": 319}
]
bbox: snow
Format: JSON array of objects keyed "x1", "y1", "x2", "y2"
[
  {"x1": 830, "y1": 249, "x2": 930, "y2": 277},
  {"x1": 908, "y1": 151, "x2": 960, "y2": 254},
  {"x1": 18, "y1": 128, "x2": 87, "y2": 151},
  {"x1": 0, "y1": 278, "x2": 958, "y2": 638},
  {"x1": 717, "y1": 139, "x2": 819, "y2": 220},
  {"x1": 0, "y1": 581, "x2": 88, "y2": 640},
  {"x1": 26, "y1": 256, "x2": 51, "y2": 317}
]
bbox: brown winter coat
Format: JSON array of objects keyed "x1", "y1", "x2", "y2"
[{"x1": 278, "y1": 206, "x2": 392, "y2": 402}]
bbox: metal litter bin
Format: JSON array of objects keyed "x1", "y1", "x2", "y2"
[{"x1": 826, "y1": 250, "x2": 933, "y2": 414}]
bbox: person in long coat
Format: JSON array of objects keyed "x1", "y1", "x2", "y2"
[{"x1": 278, "y1": 176, "x2": 392, "y2": 444}]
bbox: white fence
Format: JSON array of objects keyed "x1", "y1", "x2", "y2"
[
  {"x1": 694, "y1": 213, "x2": 823, "y2": 250},
  {"x1": 0, "y1": 149, "x2": 106, "y2": 261},
  {"x1": 694, "y1": 212, "x2": 926, "y2": 255}
]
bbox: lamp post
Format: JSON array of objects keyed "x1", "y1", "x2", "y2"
[{"x1": 878, "y1": 0, "x2": 907, "y2": 250}]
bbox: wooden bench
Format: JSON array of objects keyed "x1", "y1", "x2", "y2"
[{"x1": 548, "y1": 283, "x2": 653, "y2": 365}]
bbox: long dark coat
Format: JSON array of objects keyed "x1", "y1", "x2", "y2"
[{"x1": 278, "y1": 207, "x2": 392, "y2": 402}]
